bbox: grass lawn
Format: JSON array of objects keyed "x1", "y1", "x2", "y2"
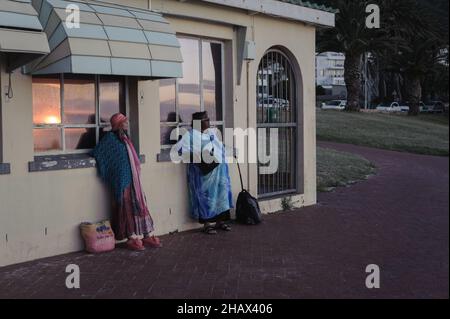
[
  {"x1": 317, "y1": 147, "x2": 376, "y2": 192},
  {"x1": 317, "y1": 110, "x2": 449, "y2": 156}
]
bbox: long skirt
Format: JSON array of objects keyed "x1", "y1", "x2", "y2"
[
  {"x1": 111, "y1": 186, "x2": 154, "y2": 240},
  {"x1": 187, "y1": 163, "x2": 233, "y2": 224}
]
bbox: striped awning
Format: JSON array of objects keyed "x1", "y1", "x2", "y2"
[
  {"x1": 26, "y1": 0, "x2": 183, "y2": 78},
  {"x1": 0, "y1": 0, "x2": 50, "y2": 70}
]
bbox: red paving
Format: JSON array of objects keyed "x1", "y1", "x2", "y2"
[{"x1": 0, "y1": 142, "x2": 448, "y2": 299}]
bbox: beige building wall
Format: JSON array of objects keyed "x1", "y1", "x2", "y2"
[{"x1": 0, "y1": 0, "x2": 317, "y2": 266}]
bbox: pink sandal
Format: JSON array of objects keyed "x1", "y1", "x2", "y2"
[
  {"x1": 126, "y1": 238, "x2": 145, "y2": 251},
  {"x1": 143, "y1": 236, "x2": 162, "y2": 248}
]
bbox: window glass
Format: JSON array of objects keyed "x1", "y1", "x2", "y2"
[
  {"x1": 99, "y1": 77, "x2": 125, "y2": 124},
  {"x1": 32, "y1": 76, "x2": 61, "y2": 125},
  {"x1": 160, "y1": 79, "x2": 176, "y2": 122},
  {"x1": 32, "y1": 75, "x2": 125, "y2": 154},
  {"x1": 159, "y1": 37, "x2": 225, "y2": 147},
  {"x1": 202, "y1": 42, "x2": 223, "y2": 121},
  {"x1": 160, "y1": 125, "x2": 179, "y2": 146},
  {"x1": 64, "y1": 75, "x2": 95, "y2": 124},
  {"x1": 178, "y1": 38, "x2": 200, "y2": 124},
  {"x1": 33, "y1": 128, "x2": 62, "y2": 152},
  {"x1": 65, "y1": 128, "x2": 96, "y2": 150}
]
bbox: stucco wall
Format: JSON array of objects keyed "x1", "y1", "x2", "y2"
[{"x1": 0, "y1": 0, "x2": 317, "y2": 266}]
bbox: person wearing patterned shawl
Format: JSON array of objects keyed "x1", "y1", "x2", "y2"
[
  {"x1": 177, "y1": 111, "x2": 233, "y2": 235},
  {"x1": 92, "y1": 113, "x2": 161, "y2": 251}
]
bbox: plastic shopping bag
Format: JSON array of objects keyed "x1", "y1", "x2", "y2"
[{"x1": 80, "y1": 220, "x2": 115, "y2": 253}]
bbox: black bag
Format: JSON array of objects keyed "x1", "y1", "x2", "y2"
[
  {"x1": 197, "y1": 161, "x2": 219, "y2": 175},
  {"x1": 235, "y1": 162, "x2": 262, "y2": 225},
  {"x1": 196, "y1": 148, "x2": 219, "y2": 175}
]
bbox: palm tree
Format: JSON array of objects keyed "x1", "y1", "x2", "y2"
[
  {"x1": 317, "y1": 1, "x2": 378, "y2": 111},
  {"x1": 317, "y1": 0, "x2": 433, "y2": 112},
  {"x1": 377, "y1": 0, "x2": 447, "y2": 115},
  {"x1": 422, "y1": 56, "x2": 449, "y2": 102},
  {"x1": 383, "y1": 37, "x2": 446, "y2": 115}
]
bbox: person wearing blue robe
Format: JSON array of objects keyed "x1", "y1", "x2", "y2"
[{"x1": 178, "y1": 111, "x2": 233, "y2": 234}]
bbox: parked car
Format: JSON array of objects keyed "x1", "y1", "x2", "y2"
[
  {"x1": 321, "y1": 100, "x2": 347, "y2": 110},
  {"x1": 425, "y1": 101, "x2": 445, "y2": 114},
  {"x1": 258, "y1": 97, "x2": 290, "y2": 108},
  {"x1": 376, "y1": 102, "x2": 409, "y2": 113},
  {"x1": 257, "y1": 96, "x2": 291, "y2": 123},
  {"x1": 419, "y1": 102, "x2": 431, "y2": 113}
]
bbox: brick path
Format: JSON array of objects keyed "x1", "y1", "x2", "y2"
[{"x1": 0, "y1": 142, "x2": 448, "y2": 299}]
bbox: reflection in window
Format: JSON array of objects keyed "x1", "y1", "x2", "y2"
[
  {"x1": 33, "y1": 128, "x2": 62, "y2": 153},
  {"x1": 160, "y1": 125, "x2": 183, "y2": 146},
  {"x1": 178, "y1": 38, "x2": 201, "y2": 123},
  {"x1": 64, "y1": 75, "x2": 95, "y2": 124},
  {"x1": 32, "y1": 75, "x2": 125, "y2": 154},
  {"x1": 159, "y1": 37, "x2": 225, "y2": 148},
  {"x1": 65, "y1": 128, "x2": 96, "y2": 150},
  {"x1": 203, "y1": 42, "x2": 223, "y2": 121},
  {"x1": 32, "y1": 76, "x2": 61, "y2": 125},
  {"x1": 100, "y1": 77, "x2": 125, "y2": 123},
  {"x1": 160, "y1": 79, "x2": 176, "y2": 122}
]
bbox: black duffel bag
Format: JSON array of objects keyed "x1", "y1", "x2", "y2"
[{"x1": 235, "y1": 162, "x2": 262, "y2": 225}]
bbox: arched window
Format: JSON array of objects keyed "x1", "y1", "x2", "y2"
[{"x1": 257, "y1": 49, "x2": 298, "y2": 197}]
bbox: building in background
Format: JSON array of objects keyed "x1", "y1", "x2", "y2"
[{"x1": 316, "y1": 52, "x2": 346, "y2": 97}]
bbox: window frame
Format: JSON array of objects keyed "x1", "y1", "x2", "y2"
[
  {"x1": 32, "y1": 74, "x2": 128, "y2": 156},
  {"x1": 256, "y1": 48, "x2": 298, "y2": 199},
  {"x1": 160, "y1": 35, "x2": 226, "y2": 149},
  {"x1": 0, "y1": 81, "x2": 9, "y2": 174},
  {"x1": 0, "y1": 61, "x2": 10, "y2": 174}
]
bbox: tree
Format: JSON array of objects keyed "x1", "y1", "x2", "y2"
[
  {"x1": 317, "y1": 1, "x2": 379, "y2": 111},
  {"x1": 316, "y1": 0, "x2": 438, "y2": 113},
  {"x1": 377, "y1": 0, "x2": 447, "y2": 115},
  {"x1": 383, "y1": 38, "x2": 446, "y2": 115},
  {"x1": 422, "y1": 60, "x2": 449, "y2": 102}
]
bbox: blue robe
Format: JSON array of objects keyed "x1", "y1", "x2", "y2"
[{"x1": 179, "y1": 129, "x2": 233, "y2": 222}]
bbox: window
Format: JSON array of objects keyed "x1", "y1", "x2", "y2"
[
  {"x1": 32, "y1": 75, "x2": 125, "y2": 154},
  {"x1": 257, "y1": 49, "x2": 298, "y2": 198},
  {"x1": 160, "y1": 36, "x2": 224, "y2": 148}
]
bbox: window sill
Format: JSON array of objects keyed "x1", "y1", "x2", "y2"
[
  {"x1": 258, "y1": 190, "x2": 301, "y2": 201},
  {"x1": 157, "y1": 149, "x2": 173, "y2": 163},
  {"x1": 0, "y1": 163, "x2": 11, "y2": 175},
  {"x1": 28, "y1": 154, "x2": 146, "y2": 172}
]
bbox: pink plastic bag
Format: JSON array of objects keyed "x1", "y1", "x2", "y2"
[{"x1": 80, "y1": 220, "x2": 115, "y2": 253}]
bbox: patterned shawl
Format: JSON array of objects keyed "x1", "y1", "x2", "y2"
[{"x1": 92, "y1": 132, "x2": 132, "y2": 204}]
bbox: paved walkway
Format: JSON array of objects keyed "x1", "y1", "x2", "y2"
[{"x1": 0, "y1": 143, "x2": 448, "y2": 299}]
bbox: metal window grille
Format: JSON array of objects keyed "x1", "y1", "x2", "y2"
[{"x1": 257, "y1": 49, "x2": 297, "y2": 198}]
